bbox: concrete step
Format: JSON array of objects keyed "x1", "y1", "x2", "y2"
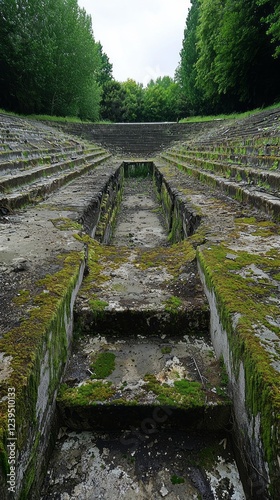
[
  {"x1": 186, "y1": 139, "x2": 280, "y2": 157},
  {"x1": 161, "y1": 152, "x2": 280, "y2": 219},
  {"x1": 58, "y1": 333, "x2": 231, "y2": 432},
  {"x1": 49, "y1": 121, "x2": 224, "y2": 156},
  {"x1": 0, "y1": 152, "x2": 111, "y2": 212},
  {"x1": 176, "y1": 147, "x2": 280, "y2": 170},
  {"x1": 163, "y1": 151, "x2": 280, "y2": 194},
  {"x1": 0, "y1": 146, "x2": 104, "y2": 175},
  {"x1": 0, "y1": 149, "x2": 108, "y2": 191}
]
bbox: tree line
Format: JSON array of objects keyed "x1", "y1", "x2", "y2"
[
  {"x1": 0, "y1": 0, "x2": 112, "y2": 120},
  {"x1": 0, "y1": 0, "x2": 279, "y2": 122},
  {"x1": 177, "y1": 0, "x2": 280, "y2": 116},
  {"x1": 0, "y1": 0, "x2": 181, "y2": 122}
]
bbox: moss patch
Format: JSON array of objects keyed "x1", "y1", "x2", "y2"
[
  {"x1": 0, "y1": 250, "x2": 84, "y2": 488},
  {"x1": 88, "y1": 298, "x2": 109, "y2": 319},
  {"x1": 171, "y1": 474, "x2": 185, "y2": 485},
  {"x1": 143, "y1": 374, "x2": 205, "y2": 408},
  {"x1": 161, "y1": 346, "x2": 172, "y2": 354},
  {"x1": 90, "y1": 352, "x2": 116, "y2": 379},
  {"x1": 137, "y1": 240, "x2": 196, "y2": 276},
  {"x1": 164, "y1": 296, "x2": 183, "y2": 313},
  {"x1": 51, "y1": 217, "x2": 82, "y2": 231},
  {"x1": 13, "y1": 289, "x2": 30, "y2": 306},
  {"x1": 197, "y1": 234, "x2": 280, "y2": 494},
  {"x1": 58, "y1": 381, "x2": 115, "y2": 406}
]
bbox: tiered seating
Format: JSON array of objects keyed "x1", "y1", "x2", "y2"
[
  {"x1": 0, "y1": 114, "x2": 111, "y2": 213},
  {"x1": 160, "y1": 110, "x2": 280, "y2": 219},
  {"x1": 52, "y1": 120, "x2": 224, "y2": 156}
]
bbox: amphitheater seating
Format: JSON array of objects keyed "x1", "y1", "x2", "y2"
[{"x1": 0, "y1": 114, "x2": 111, "y2": 213}]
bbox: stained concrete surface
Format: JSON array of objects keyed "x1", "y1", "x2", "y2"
[
  {"x1": 42, "y1": 429, "x2": 245, "y2": 499},
  {"x1": 111, "y1": 176, "x2": 168, "y2": 248},
  {"x1": 41, "y1": 174, "x2": 245, "y2": 499}
]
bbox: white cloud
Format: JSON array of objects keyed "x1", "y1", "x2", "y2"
[{"x1": 78, "y1": 0, "x2": 191, "y2": 85}]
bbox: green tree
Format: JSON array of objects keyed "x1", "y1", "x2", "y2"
[
  {"x1": 258, "y1": 0, "x2": 280, "y2": 58},
  {"x1": 100, "y1": 80, "x2": 126, "y2": 122},
  {"x1": 212, "y1": 0, "x2": 280, "y2": 108},
  {"x1": 95, "y1": 41, "x2": 113, "y2": 86},
  {"x1": 0, "y1": 0, "x2": 104, "y2": 119},
  {"x1": 178, "y1": 0, "x2": 280, "y2": 114},
  {"x1": 176, "y1": 0, "x2": 204, "y2": 115},
  {"x1": 195, "y1": 0, "x2": 224, "y2": 108},
  {"x1": 121, "y1": 79, "x2": 144, "y2": 122},
  {"x1": 142, "y1": 77, "x2": 180, "y2": 122}
]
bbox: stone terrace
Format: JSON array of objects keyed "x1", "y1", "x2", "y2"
[{"x1": 0, "y1": 109, "x2": 279, "y2": 499}]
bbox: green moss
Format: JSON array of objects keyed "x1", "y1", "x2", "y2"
[
  {"x1": 171, "y1": 475, "x2": 185, "y2": 484},
  {"x1": 75, "y1": 236, "x2": 131, "y2": 297},
  {"x1": 188, "y1": 442, "x2": 222, "y2": 469},
  {"x1": 19, "y1": 432, "x2": 41, "y2": 500},
  {"x1": 161, "y1": 346, "x2": 172, "y2": 354},
  {"x1": 0, "y1": 249, "x2": 84, "y2": 487},
  {"x1": 88, "y1": 298, "x2": 108, "y2": 317},
  {"x1": 58, "y1": 380, "x2": 115, "y2": 406},
  {"x1": 50, "y1": 217, "x2": 82, "y2": 231},
  {"x1": 197, "y1": 236, "x2": 280, "y2": 491},
  {"x1": 13, "y1": 289, "x2": 30, "y2": 306},
  {"x1": 143, "y1": 374, "x2": 205, "y2": 408},
  {"x1": 90, "y1": 352, "x2": 116, "y2": 379},
  {"x1": 168, "y1": 215, "x2": 183, "y2": 243},
  {"x1": 137, "y1": 240, "x2": 196, "y2": 276},
  {"x1": 164, "y1": 296, "x2": 183, "y2": 313}
]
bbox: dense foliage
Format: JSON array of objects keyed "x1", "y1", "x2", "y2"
[
  {"x1": 0, "y1": 0, "x2": 105, "y2": 120},
  {"x1": 100, "y1": 77, "x2": 181, "y2": 123},
  {"x1": 177, "y1": 0, "x2": 280, "y2": 115},
  {"x1": 0, "y1": 0, "x2": 181, "y2": 122},
  {"x1": 1, "y1": 0, "x2": 279, "y2": 121}
]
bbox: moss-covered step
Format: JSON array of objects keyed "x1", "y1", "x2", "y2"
[
  {"x1": 197, "y1": 217, "x2": 280, "y2": 498},
  {"x1": 0, "y1": 157, "x2": 121, "y2": 498},
  {"x1": 0, "y1": 153, "x2": 111, "y2": 212},
  {"x1": 169, "y1": 146, "x2": 280, "y2": 171},
  {"x1": 160, "y1": 153, "x2": 280, "y2": 220},
  {"x1": 162, "y1": 150, "x2": 280, "y2": 192},
  {"x1": 0, "y1": 249, "x2": 85, "y2": 500},
  {"x1": 0, "y1": 146, "x2": 105, "y2": 176},
  {"x1": 74, "y1": 237, "x2": 209, "y2": 337},
  {"x1": 57, "y1": 334, "x2": 231, "y2": 431},
  {"x1": 188, "y1": 136, "x2": 280, "y2": 158},
  {"x1": 150, "y1": 161, "x2": 280, "y2": 498}
]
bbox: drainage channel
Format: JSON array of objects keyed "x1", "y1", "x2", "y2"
[{"x1": 41, "y1": 162, "x2": 245, "y2": 499}]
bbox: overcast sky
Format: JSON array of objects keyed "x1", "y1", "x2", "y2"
[{"x1": 78, "y1": 0, "x2": 191, "y2": 86}]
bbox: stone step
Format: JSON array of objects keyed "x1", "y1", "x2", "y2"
[
  {"x1": 0, "y1": 144, "x2": 82, "y2": 166},
  {"x1": 58, "y1": 332, "x2": 231, "y2": 432},
  {"x1": 0, "y1": 146, "x2": 104, "y2": 175},
  {"x1": 186, "y1": 139, "x2": 280, "y2": 157},
  {"x1": 161, "y1": 152, "x2": 280, "y2": 219},
  {"x1": 163, "y1": 151, "x2": 280, "y2": 194},
  {"x1": 175, "y1": 147, "x2": 280, "y2": 170},
  {"x1": 50, "y1": 121, "x2": 224, "y2": 156},
  {"x1": 186, "y1": 109, "x2": 280, "y2": 147},
  {"x1": 0, "y1": 149, "x2": 107, "y2": 191},
  {"x1": 42, "y1": 428, "x2": 245, "y2": 499},
  {"x1": 0, "y1": 152, "x2": 111, "y2": 212}
]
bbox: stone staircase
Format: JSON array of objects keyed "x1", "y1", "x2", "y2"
[
  {"x1": 0, "y1": 109, "x2": 280, "y2": 499},
  {"x1": 160, "y1": 110, "x2": 280, "y2": 220},
  {"x1": 49, "y1": 121, "x2": 228, "y2": 157},
  {"x1": 0, "y1": 114, "x2": 111, "y2": 213}
]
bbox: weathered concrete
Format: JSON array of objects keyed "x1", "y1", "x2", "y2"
[
  {"x1": 0, "y1": 110, "x2": 280, "y2": 498},
  {"x1": 41, "y1": 429, "x2": 245, "y2": 499}
]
